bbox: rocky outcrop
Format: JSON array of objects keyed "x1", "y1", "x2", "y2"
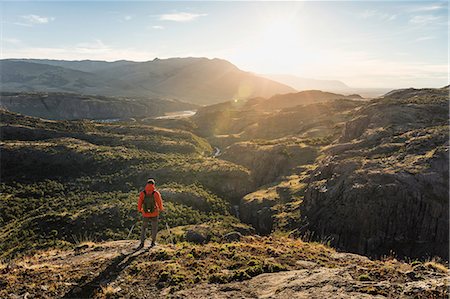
[
  {"x1": 299, "y1": 88, "x2": 449, "y2": 259},
  {"x1": 177, "y1": 265, "x2": 447, "y2": 298},
  {"x1": 339, "y1": 115, "x2": 370, "y2": 142},
  {"x1": 239, "y1": 173, "x2": 309, "y2": 235},
  {"x1": 240, "y1": 195, "x2": 276, "y2": 235}
]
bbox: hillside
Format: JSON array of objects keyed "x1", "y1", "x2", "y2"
[
  {"x1": 246, "y1": 90, "x2": 364, "y2": 111},
  {"x1": 0, "y1": 91, "x2": 197, "y2": 120},
  {"x1": 1, "y1": 58, "x2": 295, "y2": 105},
  {"x1": 0, "y1": 108, "x2": 255, "y2": 260}
]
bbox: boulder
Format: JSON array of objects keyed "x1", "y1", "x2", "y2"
[{"x1": 186, "y1": 230, "x2": 208, "y2": 244}]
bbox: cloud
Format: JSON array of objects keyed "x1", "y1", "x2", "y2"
[
  {"x1": 151, "y1": 25, "x2": 164, "y2": 30},
  {"x1": 74, "y1": 39, "x2": 111, "y2": 54},
  {"x1": 410, "y1": 3, "x2": 447, "y2": 12},
  {"x1": 359, "y1": 10, "x2": 397, "y2": 21},
  {"x1": 360, "y1": 9, "x2": 377, "y2": 19},
  {"x1": 21, "y1": 14, "x2": 54, "y2": 25},
  {"x1": 415, "y1": 36, "x2": 436, "y2": 42},
  {"x1": 124, "y1": 15, "x2": 133, "y2": 21},
  {"x1": 410, "y1": 15, "x2": 441, "y2": 25},
  {"x1": 158, "y1": 12, "x2": 207, "y2": 22}
]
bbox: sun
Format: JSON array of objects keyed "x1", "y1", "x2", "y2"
[{"x1": 250, "y1": 18, "x2": 303, "y2": 73}]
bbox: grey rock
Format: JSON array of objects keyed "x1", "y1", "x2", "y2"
[{"x1": 223, "y1": 232, "x2": 242, "y2": 242}]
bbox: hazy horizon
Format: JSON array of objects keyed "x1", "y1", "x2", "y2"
[{"x1": 1, "y1": 1, "x2": 448, "y2": 89}]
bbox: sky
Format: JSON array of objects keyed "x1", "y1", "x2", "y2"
[{"x1": 0, "y1": 1, "x2": 448, "y2": 88}]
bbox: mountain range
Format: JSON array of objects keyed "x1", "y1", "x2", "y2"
[{"x1": 0, "y1": 58, "x2": 295, "y2": 105}]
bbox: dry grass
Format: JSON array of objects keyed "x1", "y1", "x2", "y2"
[
  {"x1": 424, "y1": 261, "x2": 448, "y2": 274},
  {"x1": 98, "y1": 285, "x2": 120, "y2": 298},
  {"x1": 0, "y1": 260, "x2": 7, "y2": 272}
]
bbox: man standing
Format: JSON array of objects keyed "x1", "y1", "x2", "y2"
[{"x1": 137, "y1": 178, "x2": 164, "y2": 249}]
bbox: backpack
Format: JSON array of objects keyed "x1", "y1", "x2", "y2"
[{"x1": 142, "y1": 190, "x2": 157, "y2": 213}]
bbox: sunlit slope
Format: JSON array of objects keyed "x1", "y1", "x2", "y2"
[{"x1": 192, "y1": 91, "x2": 364, "y2": 141}]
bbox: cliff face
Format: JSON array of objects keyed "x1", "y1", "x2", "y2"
[
  {"x1": 239, "y1": 190, "x2": 278, "y2": 235},
  {"x1": 300, "y1": 88, "x2": 449, "y2": 259},
  {"x1": 0, "y1": 92, "x2": 197, "y2": 120},
  {"x1": 221, "y1": 140, "x2": 317, "y2": 186}
]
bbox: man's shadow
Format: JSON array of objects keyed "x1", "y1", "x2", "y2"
[{"x1": 63, "y1": 246, "x2": 151, "y2": 298}]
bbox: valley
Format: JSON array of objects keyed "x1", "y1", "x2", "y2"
[{"x1": 0, "y1": 85, "x2": 448, "y2": 298}]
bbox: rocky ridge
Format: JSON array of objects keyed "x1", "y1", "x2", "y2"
[{"x1": 1, "y1": 238, "x2": 447, "y2": 298}]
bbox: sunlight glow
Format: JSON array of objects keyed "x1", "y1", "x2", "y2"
[{"x1": 254, "y1": 19, "x2": 302, "y2": 68}]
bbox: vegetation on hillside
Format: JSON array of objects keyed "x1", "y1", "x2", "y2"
[{"x1": 0, "y1": 109, "x2": 252, "y2": 260}]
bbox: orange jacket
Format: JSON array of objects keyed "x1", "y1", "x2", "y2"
[{"x1": 138, "y1": 184, "x2": 164, "y2": 218}]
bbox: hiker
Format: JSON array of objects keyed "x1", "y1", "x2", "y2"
[{"x1": 136, "y1": 178, "x2": 164, "y2": 249}]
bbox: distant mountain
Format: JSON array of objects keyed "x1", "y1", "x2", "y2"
[
  {"x1": 261, "y1": 74, "x2": 350, "y2": 92},
  {"x1": 1, "y1": 58, "x2": 295, "y2": 105}
]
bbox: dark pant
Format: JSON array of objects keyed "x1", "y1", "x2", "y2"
[{"x1": 140, "y1": 216, "x2": 158, "y2": 244}]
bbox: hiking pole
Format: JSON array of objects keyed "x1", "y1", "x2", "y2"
[
  {"x1": 127, "y1": 222, "x2": 136, "y2": 239},
  {"x1": 126, "y1": 208, "x2": 139, "y2": 239},
  {"x1": 162, "y1": 217, "x2": 174, "y2": 245},
  {"x1": 165, "y1": 222, "x2": 174, "y2": 245}
]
